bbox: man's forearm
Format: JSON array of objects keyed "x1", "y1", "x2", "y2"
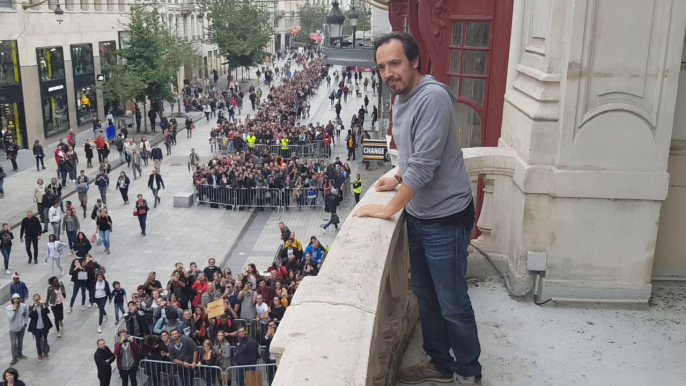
[{"x1": 386, "y1": 184, "x2": 415, "y2": 216}]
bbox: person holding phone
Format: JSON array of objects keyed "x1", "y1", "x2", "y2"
[
  {"x1": 27, "y1": 294, "x2": 53, "y2": 361},
  {"x1": 114, "y1": 330, "x2": 141, "y2": 386}
]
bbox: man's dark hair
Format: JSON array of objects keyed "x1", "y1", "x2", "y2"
[{"x1": 373, "y1": 32, "x2": 421, "y2": 71}]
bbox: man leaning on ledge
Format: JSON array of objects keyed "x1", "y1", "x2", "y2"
[{"x1": 355, "y1": 32, "x2": 482, "y2": 386}]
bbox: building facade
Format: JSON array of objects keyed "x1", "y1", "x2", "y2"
[
  {"x1": 385, "y1": 0, "x2": 686, "y2": 300},
  {"x1": 0, "y1": 0, "x2": 226, "y2": 148},
  {"x1": 0, "y1": 1, "x2": 129, "y2": 148},
  {"x1": 157, "y1": 1, "x2": 226, "y2": 91}
]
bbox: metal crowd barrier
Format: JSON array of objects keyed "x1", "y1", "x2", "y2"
[
  {"x1": 137, "y1": 359, "x2": 277, "y2": 386},
  {"x1": 138, "y1": 359, "x2": 223, "y2": 386},
  {"x1": 197, "y1": 180, "x2": 352, "y2": 212},
  {"x1": 212, "y1": 139, "x2": 329, "y2": 159}
]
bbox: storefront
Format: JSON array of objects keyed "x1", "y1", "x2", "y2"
[
  {"x1": 71, "y1": 43, "x2": 97, "y2": 127},
  {"x1": 0, "y1": 40, "x2": 28, "y2": 148},
  {"x1": 37, "y1": 46, "x2": 70, "y2": 137}
]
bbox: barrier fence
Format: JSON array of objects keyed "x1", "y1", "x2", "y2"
[
  {"x1": 137, "y1": 360, "x2": 277, "y2": 386},
  {"x1": 211, "y1": 139, "x2": 329, "y2": 159},
  {"x1": 197, "y1": 182, "x2": 351, "y2": 212}
]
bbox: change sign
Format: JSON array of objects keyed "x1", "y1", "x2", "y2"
[{"x1": 362, "y1": 139, "x2": 390, "y2": 162}]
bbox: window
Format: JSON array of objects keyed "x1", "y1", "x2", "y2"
[
  {"x1": 449, "y1": 21, "x2": 491, "y2": 148},
  {"x1": 71, "y1": 44, "x2": 95, "y2": 76},
  {"x1": 449, "y1": 21, "x2": 490, "y2": 107},
  {"x1": 94, "y1": 0, "x2": 102, "y2": 11},
  {"x1": 37, "y1": 47, "x2": 66, "y2": 82},
  {"x1": 42, "y1": 93, "x2": 69, "y2": 136},
  {"x1": 455, "y1": 103, "x2": 482, "y2": 148},
  {"x1": 107, "y1": 0, "x2": 113, "y2": 11},
  {"x1": 0, "y1": 0, "x2": 11, "y2": 8},
  {"x1": 99, "y1": 41, "x2": 117, "y2": 72},
  {"x1": 80, "y1": 0, "x2": 88, "y2": 11},
  {"x1": 76, "y1": 87, "x2": 97, "y2": 126},
  {"x1": 0, "y1": 41, "x2": 21, "y2": 85}
]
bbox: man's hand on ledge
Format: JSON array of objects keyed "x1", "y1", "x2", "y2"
[
  {"x1": 353, "y1": 204, "x2": 394, "y2": 220},
  {"x1": 375, "y1": 176, "x2": 399, "y2": 192}
]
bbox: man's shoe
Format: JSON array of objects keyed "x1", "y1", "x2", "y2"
[
  {"x1": 81, "y1": 306, "x2": 86, "y2": 311},
  {"x1": 43, "y1": 354, "x2": 49, "y2": 359},
  {"x1": 37, "y1": 355, "x2": 43, "y2": 361},
  {"x1": 10, "y1": 358, "x2": 17, "y2": 365},
  {"x1": 18, "y1": 355, "x2": 27, "y2": 360},
  {"x1": 57, "y1": 332, "x2": 62, "y2": 338},
  {"x1": 397, "y1": 362, "x2": 453, "y2": 384},
  {"x1": 98, "y1": 326, "x2": 102, "y2": 333}
]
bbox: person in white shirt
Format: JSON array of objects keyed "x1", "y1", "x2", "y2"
[
  {"x1": 48, "y1": 201, "x2": 64, "y2": 240},
  {"x1": 254, "y1": 294, "x2": 270, "y2": 343},
  {"x1": 45, "y1": 234, "x2": 67, "y2": 275}
]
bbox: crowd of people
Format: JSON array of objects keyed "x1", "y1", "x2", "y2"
[{"x1": 1, "y1": 44, "x2": 363, "y2": 386}]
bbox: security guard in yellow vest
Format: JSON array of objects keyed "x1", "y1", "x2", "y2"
[
  {"x1": 353, "y1": 174, "x2": 362, "y2": 204},
  {"x1": 280, "y1": 137, "x2": 290, "y2": 158},
  {"x1": 247, "y1": 132, "x2": 256, "y2": 149}
]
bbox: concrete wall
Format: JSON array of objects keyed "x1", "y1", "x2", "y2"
[
  {"x1": 497, "y1": 0, "x2": 686, "y2": 300},
  {"x1": 654, "y1": 39, "x2": 686, "y2": 278}
]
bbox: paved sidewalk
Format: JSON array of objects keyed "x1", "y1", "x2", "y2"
[{"x1": 0, "y1": 60, "x2": 385, "y2": 386}]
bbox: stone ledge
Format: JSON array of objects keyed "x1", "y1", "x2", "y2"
[{"x1": 271, "y1": 302, "x2": 375, "y2": 386}]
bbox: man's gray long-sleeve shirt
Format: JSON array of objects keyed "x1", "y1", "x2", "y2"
[
  {"x1": 6, "y1": 303, "x2": 29, "y2": 331},
  {"x1": 392, "y1": 75, "x2": 472, "y2": 219}
]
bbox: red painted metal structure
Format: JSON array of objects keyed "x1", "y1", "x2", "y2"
[{"x1": 386, "y1": 0, "x2": 514, "y2": 233}]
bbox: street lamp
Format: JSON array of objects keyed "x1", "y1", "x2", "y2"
[
  {"x1": 326, "y1": 1, "x2": 345, "y2": 47},
  {"x1": 22, "y1": 0, "x2": 65, "y2": 24},
  {"x1": 349, "y1": 3, "x2": 359, "y2": 48}
]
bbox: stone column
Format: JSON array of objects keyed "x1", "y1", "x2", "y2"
[{"x1": 497, "y1": 0, "x2": 686, "y2": 299}]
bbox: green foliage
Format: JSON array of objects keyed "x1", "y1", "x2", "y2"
[
  {"x1": 295, "y1": 0, "x2": 329, "y2": 43},
  {"x1": 102, "y1": 4, "x2": 187, "y2": 111},
  {"x1": 201, "y1": 0, "x2": 272, "y2": 71},
  {"x1": 342, "y1": 1, "x2": 371, "y2": 38}
]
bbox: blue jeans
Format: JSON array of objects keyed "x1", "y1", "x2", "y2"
[
  {"x1": 100, "y1": 230, "x2": 111, "y2": 249},
  {"x1": 406, "y1": 210, "x2": 481, "y2": 379},
  {"x1": 66, "y1": 230, "x2": 77, "y2": 251},
  {"x1": 33, "y1": 328, "x2": 47, "y2": 356},
  {"x1": 114, "y1": 302, "x2": 125, "y2": 323},
  {"x1": 1, "y1": 247, "x2": 10, "y2": 270},
  {"x1": 70, "y1": 280, "x2": 87, "y2": 308}
]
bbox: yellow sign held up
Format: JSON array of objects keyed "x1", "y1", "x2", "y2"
[{"x1": 207, "y1": 299, "x2": 224, "y2": 319}]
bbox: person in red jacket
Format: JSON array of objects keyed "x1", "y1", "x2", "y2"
[
  {"x1": 114, "y1": 329, "x2": 141, "y2": 386},
  {"x1": 191, "y1": 273, "x2": 208, "y2": 308},
  {"x1": 94, "y1": 135, "x2": 106, "y2": 164}
]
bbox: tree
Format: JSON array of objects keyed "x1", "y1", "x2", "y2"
[
  {"x1": 201, "y1": 0, "x2": 272, "y2": 78},
  {"x1": 102, "y1": 4, "x2": 186, "y2": 127},
  {"x1": 295, "y1": 1, "x2": 329, "y2": 43},
  {"x1": 342, "y1": 1, "x2": 371, "y2": 39}
]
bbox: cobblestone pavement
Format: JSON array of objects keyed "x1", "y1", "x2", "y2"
[{"x1": 0, "y1": 59, "x2": 385, "y2": 385}]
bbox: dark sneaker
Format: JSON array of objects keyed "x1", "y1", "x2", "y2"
[
  {"x1": 397, "y1": 362, "x2": 453, "y2": 384},
  {"x1": 10, "y1": 358, "x2": 17, "y2": 365}
]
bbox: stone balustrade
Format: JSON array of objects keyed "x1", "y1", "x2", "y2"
[{"x1": 270, "y1": 147, "x2": 516, "y2": 385}]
